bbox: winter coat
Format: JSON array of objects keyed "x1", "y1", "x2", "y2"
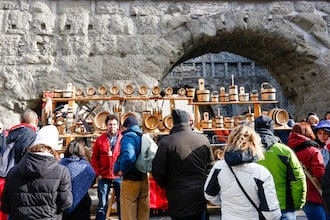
[
  {"x1": 204, "y1": 150, "x2": 281, "y2": 220},
  {"x1": 114, "y1": 125, "x2": 144, "y2": 181},
  {"x1": 1, "y1": 152, "x2": 73, "y2": 220},
  {"x1": 6, "y1": 123, "x2": 37, "y2": 164},
  {"x1": 152, "y1": 123, "x2": 214, "y2": 217},
  {"x1": 257, "y1": 128, "x2": 306, "y2": 211},
  {"x1": 60, "y1": 156, "x2": 96, "y2": 214},
  {"x1": 287, "y1": 132, "x2": 324, "y2": 204},
  {"x1": 91, "y1": 131, "x2": 122, "y2": 179}
]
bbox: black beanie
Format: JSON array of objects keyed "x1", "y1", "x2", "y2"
[
  {"x1": 172, "y1": 109, "x2": 189, "y2": 125},
  {"x1": 255, "y1": 115, "x2": 274, "y2": 133},
  {"x1": 123, "y1": 116, "x2": 138, "y2": 127}
]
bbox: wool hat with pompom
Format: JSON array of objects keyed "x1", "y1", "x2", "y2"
[{"x1": 33, "y1": 125, "x2": 61, "y2": 150}]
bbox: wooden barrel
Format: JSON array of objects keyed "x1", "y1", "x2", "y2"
[
  {"x1": 268, "y1": 108, "x2": 289, "y2": 125},
  {"x1": 197, "y1": 90, "x2": 210, "y2": 102}
]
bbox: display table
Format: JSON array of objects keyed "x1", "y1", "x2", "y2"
[{"x1": 149, "y1": 176, "x2": 168, "y2": 210}]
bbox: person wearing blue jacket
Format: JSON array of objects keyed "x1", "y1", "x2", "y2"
[{"x1": 114, "y1": 116, "x2": 149, "y2": 220}]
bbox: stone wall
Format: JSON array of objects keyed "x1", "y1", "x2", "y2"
[{"x1": 0, "y1": 0, "x2": 329, "y2": 126}]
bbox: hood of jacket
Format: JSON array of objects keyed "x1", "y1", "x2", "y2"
[
  {"x1": 18, "y1": 152, "x2": 59, "y2": 178},
  {"x1": 287, "y1": 132, "x2": 319, "y2": 151},
  {"x1": 224, "y1": 149, "x2": 258, "y2": 166},
  {"x1": 256, "y1": 128, "x2": 278, "y2": 150},
  {"x1": 122, "y1": 125, "x2": 142, "y2": 136}
]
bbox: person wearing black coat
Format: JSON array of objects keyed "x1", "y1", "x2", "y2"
[
  {"x1": 1, "y1": 125, "x2": 72, "y2": 220},
  {"x1": 152, "y1": 109, "x2": 214, "y2": 220}
]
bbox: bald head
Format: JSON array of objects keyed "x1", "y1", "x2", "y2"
[{"x1": 21, "y1": 109, "x2": 38, "y2": 126}]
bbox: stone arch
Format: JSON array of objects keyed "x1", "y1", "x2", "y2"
[{"x1": 153, "y1": 3, "x2": 330, "y2": 119}]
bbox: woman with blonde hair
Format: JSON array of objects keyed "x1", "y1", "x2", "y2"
[{"x1": 204, "y1": 125, "x2": 281, "y2": 220}]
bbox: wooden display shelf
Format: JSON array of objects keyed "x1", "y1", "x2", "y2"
[
  {"x1": 51, "y1": 96, "x2": 193, "y2": 102},
  {"x1": 189, "y1": 100, "x2": 278, "y2": 105}
]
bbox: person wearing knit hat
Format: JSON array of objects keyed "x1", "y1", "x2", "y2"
[
  {"x1": 1, "y1": 125, "x2": 73, "y2": 219},
  {"x1": 255, "y1": 115, "x2": 306, "y2": 218},
  {"x1": 122, "y1": 115, "x2": 139, "y2": 127},
  {"x1": 172, "y1": 109, "x2": 189, "y2": 125},
  {"x1": 315, "y1": 120, "x2": 330, "y2": 167},
  {"x1": 33, "y1": 124, "x2": 61, "y2": 150},
  {"x1": 152, "y1": 109, "x2": 214, "y2": 219},
  {"x1": 114, "y1": 115, "x2": 149, "y2": 219}
]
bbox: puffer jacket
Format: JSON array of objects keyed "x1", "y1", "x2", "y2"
[
  {"x1": 1, "y1": 152, "x2": 72, "y2": 220},
  {"x1": 204, "y1": 150, "x2": 281, "y2": 220},
  {"x1": 257, "y1": 128, "x2": 306, "y2": 211},
  {"x1": 91, "y1": 131, "x2": 122, "y2": 179},
  {"x1": 114, "y1": 125, "x2": 144, "y2": 181},
  {"x1": 287, "y1": 132, "x2": 324, "y2": 204},
  {"x1": 6, "y1": 123, "x2": 37, "y2": 164},
  {"x1": 152, "y1": 123, "x2": 214, "y2": 217}
]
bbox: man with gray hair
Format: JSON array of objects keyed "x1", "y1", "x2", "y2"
[{"x1": 6, "y1": 108, "x2": 39, "y2": 164}]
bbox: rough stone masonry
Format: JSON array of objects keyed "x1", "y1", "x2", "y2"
[{"x1": 0, "y1": 0, "x2": 330, "y2": 126}]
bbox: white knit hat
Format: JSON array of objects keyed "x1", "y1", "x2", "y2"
[{"x1": 33, "y1": 125, "x2": 61, "y2": 150}]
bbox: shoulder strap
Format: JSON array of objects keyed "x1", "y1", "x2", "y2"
[{"x1": 229, "y1": 166, "x2": 259, "y2": 211}]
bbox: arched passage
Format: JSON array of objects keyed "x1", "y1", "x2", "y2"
[{"x1": 154, "y1": 7, "x2": 329, "y2": 119}]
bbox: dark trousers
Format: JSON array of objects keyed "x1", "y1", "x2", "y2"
[{"x1": 63, "y1": 193, "x2": 91, "y2": 220}]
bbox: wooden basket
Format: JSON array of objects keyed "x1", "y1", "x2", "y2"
[{"x1": 261, "y1": 82, "x2": 276, "y2": 101}]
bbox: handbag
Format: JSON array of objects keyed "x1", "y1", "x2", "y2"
[{"x1": 229, "y1": 166, "x2": 266, "y2": 220}]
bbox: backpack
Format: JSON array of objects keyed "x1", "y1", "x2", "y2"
[
  {"x1": 0, "y1": 142, "x2": 15, "y2": 177},
  {"x1": 135, "y1": 133, "x2": 158, "y2": 173}
]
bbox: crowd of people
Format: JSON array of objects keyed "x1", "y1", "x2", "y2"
[{"x1": 1, "y1": 108, "x2": 330, "y2": 220}]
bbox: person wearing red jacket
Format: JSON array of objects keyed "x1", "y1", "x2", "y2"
[
  {"x1": 91, "y1": 115, "x2": 123, "y2": 220},
  {"x1": 287, "y1": 122, "x2": 326, "y2": 220}
]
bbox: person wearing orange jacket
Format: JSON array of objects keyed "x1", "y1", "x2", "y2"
[{"x1": 91, "y1": 115, "x2": 123, "y2": 220}]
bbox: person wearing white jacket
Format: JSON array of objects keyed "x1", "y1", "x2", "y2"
[{"x1": 204, "y1": 125, "x2": 281, "y2": 220}]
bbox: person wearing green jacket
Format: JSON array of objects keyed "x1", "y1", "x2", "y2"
[{"x1": 255, "y1": 115, "x2": 306, "y2": 220}]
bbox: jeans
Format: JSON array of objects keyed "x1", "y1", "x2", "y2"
[
  {"x1": 96, "y1": 177, "x2": 121, "y2": 220},
  {"x1": 280, "y1": 210, "x2": 296, "y2": 220},
  {"x1": 303, "y1": 202, "x2": 328, "y2": 220}
]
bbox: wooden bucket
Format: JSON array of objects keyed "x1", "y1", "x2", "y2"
[
  {"x1": 211, "y1": 91, "x2": 219, "y2": 102},
  {"x1": 224, "y1": 117, "x2": 234, "y2": 128},
  {"x1": 186, "y1": 88, "x2": 196, "y2": 97},
  {"x1": 201, "y1": 112, "x2": 212, "y2": 129},
  {"x1": 197, "y1": 90, "x2": 210, "y2": 102},
  {"x1": 250, "y1": 90, "x2": 258, "y2": 101},
  {"x1": 212, "y1": 116, "x2": 224, "y2": 128},
  {"x1": 261, "y1": 82, "x2": 276, "y2": 101},
  {"x1": 220, "y1": 93, "x2": 229, "y2": 102},
  {"x1": 268, "y1": 108, "x2": 289, "y2": 125}
]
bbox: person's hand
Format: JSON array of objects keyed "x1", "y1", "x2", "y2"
[
  {"x1": 97, "y1": 175, "x2": 102, "y2": 180},
  {"x1": 117, "y1": 170, "x2": 123, "y2": 177}
]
